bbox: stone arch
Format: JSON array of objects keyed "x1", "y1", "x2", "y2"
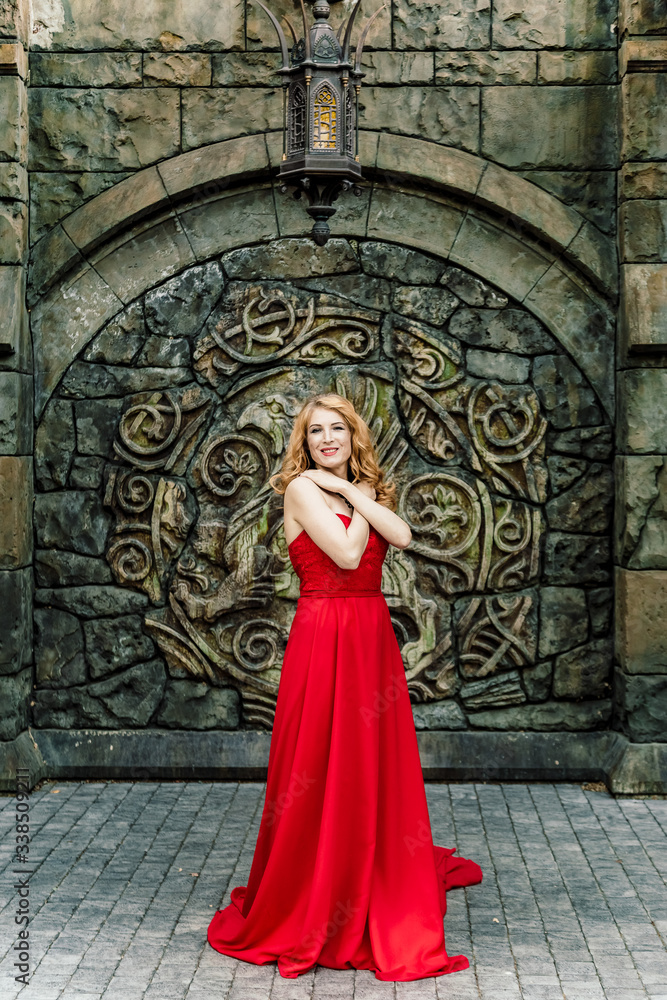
[{"x1": 29, "y1": 131, "x2": 616, "y2": 422}]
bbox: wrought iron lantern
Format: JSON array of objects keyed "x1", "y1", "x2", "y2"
[{"x1": 255, "y1": 0, "x2": 386, "y2": 245}]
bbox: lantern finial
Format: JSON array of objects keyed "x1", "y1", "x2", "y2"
[{"x1": 253, "y1": 0, "x2": 386, "y2": 245}]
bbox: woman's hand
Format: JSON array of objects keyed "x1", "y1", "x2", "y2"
[{"x1": 298, "y1": 469, "x2": 353, "y2": 497}]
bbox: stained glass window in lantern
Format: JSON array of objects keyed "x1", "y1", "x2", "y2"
[
  {"x1": 312, "y1": 84, "x2": 338, "y2": 150},
  {"x1": 289, "y1": 84, "x2": 306, "y2": 154}
]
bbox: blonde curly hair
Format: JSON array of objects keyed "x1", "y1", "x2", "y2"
[{"x1": 269, "y1": 393, "x2": 397, "y2": 511}]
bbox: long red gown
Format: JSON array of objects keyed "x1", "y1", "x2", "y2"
[{"x1": 207, "y1": 512, "x2": 482, "y2": 981}]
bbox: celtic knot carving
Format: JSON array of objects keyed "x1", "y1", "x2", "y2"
[
  {"x1": 194, "y1": 289, "x2": 379, "y2": 386},
  {"x1": 97, "y1": 280, "x2": 601, "y2": 728}
]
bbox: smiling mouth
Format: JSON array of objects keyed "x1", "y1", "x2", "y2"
[{"x1": 320, "y1": 448, "x2": 338, "y2": 455}]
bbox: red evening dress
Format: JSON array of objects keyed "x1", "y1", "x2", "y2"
[{"x1": 207, "y1": 512, "x2": 482, "y2": 981}]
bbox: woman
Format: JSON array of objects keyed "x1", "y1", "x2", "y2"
[{"x1": 207, "y1": 393, "x2": 482, "y2": 981}]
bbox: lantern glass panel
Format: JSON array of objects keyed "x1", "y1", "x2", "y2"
[{"x1": 312, "y1": 84, "x2": 338, "y2": 151}]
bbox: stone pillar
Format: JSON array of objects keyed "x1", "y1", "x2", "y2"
[
  {"x1": 0, "y1": 0, "x2": 39, "y2": 788},
  {"x1": 616, "y1": 1, "x2": 667, "y2": 743}
]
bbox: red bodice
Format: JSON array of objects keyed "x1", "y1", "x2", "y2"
[{"x1": 287, "y1": 512, "x2": 389, "y2": 596}]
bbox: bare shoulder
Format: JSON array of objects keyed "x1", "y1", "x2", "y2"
[{"x1": 284, "y1": 475, "x2": 322, "y2": 511}]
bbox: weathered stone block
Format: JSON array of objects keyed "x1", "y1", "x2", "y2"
[
  {"x1": 0, "y1": 456, "x2": 31, "y2": 569},
  {"x1": 145, "y1": 262, "x2": 223, "y2": 338},
  {"x1": 616, "y1": 568, "x2": 667, "y2": 674},
  {"x1": 548, "y1": 426, "x2": 613, "y2": 461},
  {"x1": 223, "y1": 239, "x2": 358, "y2": 281},
  {"x1": 35, "y1": 398, "x2": 74, "y2": 490},
  {"x1": 622, "y1": 162, "x2": 667, "y2": 201},
  {"x1": 30, "y1": 0, "x2": 244, "y2": 51},
  {"x1": 0, "y1": 39, "x2": 27, "y2": 79},
  {"x1": 36, "y1": 585, "x2": 150, "y2": 619},
  {"x1": 32, "y1": 267, "x2": 124, "y2": 419},
  {"x1": 466, "y1": 348, "x2": 530, "y2": 383},
  {"x1": 375, "y1": 132, "x2": 483, "y2": 198},
  {"x1": 394, "y1": 0, "x2": 490, "y2": 49},
  {"x1": 0, "y1": 667, "x2": 30, "y2": 740},
  {"x1": 74, "y1": 398, "x2": 125, "y2": 458},
  {"x1": 544, "y1": 533, "x2": 611, "y2": 586},
  {"x1": 566, "y1": 222, "x2": 618, "y2": 298},
  {"x1": 436, "y1": 50, "x2": 535, "y2": 85},
  {"x1": 616, "y1": 671, "x2": 667, "y2": 743},
  {"x1": 588, "y1": 588, "x2": 612, "y2": 637},
  {"x1": 34, "y1": 491, "x2": 111, "y2": 557},
  {"x1": 0, "y1": 371, "x2": 32, "y2": 455},
  {"x1": 621, "y1": 201, "x2": 667, "y2": 263},
  {"x1": 467, "y1": 699, "x2": 612, "y2": 730},
  {"x1": 0, "y1": 161, "x2": 27, "y2": 203},
  {"x1": 449, "y1": 214, "x2": 552, "y2": 302},
  {"x1": 0, "y1": 266, "x2": 29, "y2": 374},
  {"x1": 296, "y1": 274, "x2": 392, "y2": 313},
  {"x1": 520, "y1": 169, "x2": 617, "y2": 237},
  {"x1": 211, "y1": 52, "x2": 281, "y2": 87},
  {"x1": 156, "y1": 680, "x2": 240, "y2": 729},
  {"x1": 482, "y1": 86, "x2": 618, "y2": 169},
  {"x1": 522, "y1": 661, "x2": 553, "y2": 702},
  {"x1": 618, "y1": 369, "x2": 667, "y2": 453},
  {"x1": 0, "y1": 76, "x2": 27, "y2": 162},
  {"x1": 615, "y1": 456, "x2": 667, "y2": 571},
  {"x1": 360, "y1": 242, "x2": 443, "y2": 285},
  {"x1": 33, "y1": 660, "x2": 166, "y2": 730},
  {"x1": 360, "y1": 87, "x2": 480, "y2": 152},
  {"x1": 0, "y1": 0, "x2": 30, "y2": 45},
  {"x1": 553, "y1": 638, "x2": 613, "y2": 700},
  {"x1": 0, "y1": 567, "x2": 31, "y2": 670},
  {"x1": 392, "y1": 286, "x2": 459, "y2": 327},
  {"x1": 461, "y1": 671, "x2": 526, "y2": 710},
  {"x1": 181, "y1": 88, "x2": 281, "y2": 150},
  {"x1": 84, "y1": 303, "x2": 145, "y2": 364},
  {"x1": 546, "y1": 463, "x2": 614, "y2": 534},
  {"x1": 620, "y1": 264, "x2": 667, "y2": 352},
  {"x1": 0, "y1": 201, "x2": 27, "y2": 264},
  {"x1": 449, "y1": 307, "x2": 554, "y2": 353},
  {"x1": 360, "y1": 52, "x2": 434, "y2": 86},
  {"x1": 547, "y1": 456, "x2": 588, "y2": 495},
  {"x1": 61, "y1": 362, "x2": 190, "y2": 399},
  {"x1": 83, "y1": 616, "x2": 156, "y2": 680},
  {"x1": 538, "y1": 51, "x2": 616, "y2": 85},
  {"x1": 143, "y1": 53, "x2": 212, "y2": 87},
  {"x1": 533, "y1": 355, "x2": 603, "y2": 430},
  {"x1": 29, "y1": 52, "x2": 142, "y2": 87},
  {"x1": 620, "y1": 0, "x2": 667, "y2": 36},
  {"x1": 622, "y1": 74, "x2": 667, "y2": 161},
  {"x1": 539, "y1": 587, "x2": 588, "y2": 658},
  {"x1": 29, "y1": 89, "x2": 180, "y2": 171},
  {"x1": 69, "y1": 456, "x2": 106, "y2": 491},
  {"x1": 35, "y1": 549, "x2": 112, "y2": 588},
  {"x1": 136, "y1": 336, "x2": 190, "y2": 369},
  {"x1": 412, "y1": 700, "x2": 467, "y2": 730},
  {"x1": 28, "y1": 171, "x2": 125, "y2": 247},
  {"x1": 34, "y1": 608, "x2": 86, "y2": 688},
  {"x1": 178, "y1": 188, "x2": 279, "y2": 261},
  {"x1": 493, "y1": 0, "x2": 616, "y2": 49},
  {"x1": 439, "y1": 268, "x2": 507, "y2": 308}
]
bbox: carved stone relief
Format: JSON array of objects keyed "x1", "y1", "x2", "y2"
[{"x1": 33, "y1": 245, "x2": 614, "y2": 733}]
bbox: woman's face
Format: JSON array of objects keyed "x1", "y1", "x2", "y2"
[{"x1": 305, "y1": 406, "x2": 352, "y2": 474}]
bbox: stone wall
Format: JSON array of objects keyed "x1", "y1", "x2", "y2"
[
  {"x1": 1, "y1": 0, "x2": 667, "y2": 788},
  {"x1": 31, "y1": 240, "x2": 615, "y2": 734}
]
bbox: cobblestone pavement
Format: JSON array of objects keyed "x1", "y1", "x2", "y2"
[{"x1": 1, "y1": 781, "x2": 666, "y2": 1000}]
